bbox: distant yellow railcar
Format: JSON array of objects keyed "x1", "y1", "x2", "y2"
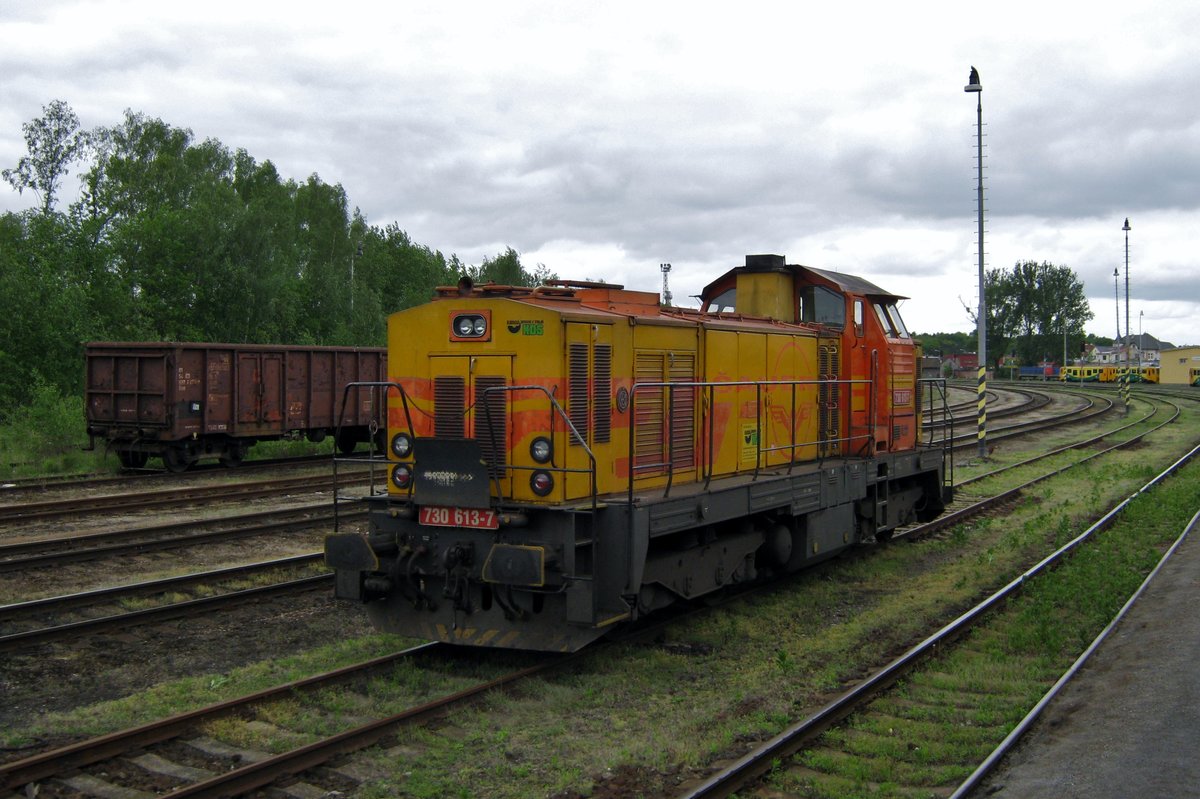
[
  {"x1": 1061, "y1": 365, "x2": 1116, "y2": 382},
  {"x1": 1115, "y1": 366, "x2": 1159, "y2": 383}
]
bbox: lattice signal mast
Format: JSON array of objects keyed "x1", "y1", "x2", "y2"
[{"x1": 660, "y1": 262, "x2": 672, "y2": 306}]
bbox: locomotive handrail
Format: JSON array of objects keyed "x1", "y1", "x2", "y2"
[
  {"x1": 626, "y1": 376, "x2": 874, "y2": 506},
  {"x1": 332, "y1": 381, "x2": 416, "y2": 533},
  {"x1": 478, "y1": 384, "x2": 599, "y2": 517},
  {"x1": 918, "y1": 376, "x2": 953, "y2": 488}
]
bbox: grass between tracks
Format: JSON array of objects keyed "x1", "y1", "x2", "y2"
[{"x1": 4, "y1": 397, "x2": 1198, "y2": 798}]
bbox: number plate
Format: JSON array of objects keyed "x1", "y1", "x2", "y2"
[{"x1": 419, "y1": 505, "x2": 499, "y2": 530}]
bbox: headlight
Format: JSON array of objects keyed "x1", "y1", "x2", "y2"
[
  {"x1": 452, "y1": 313, "x2": 487, "y2": 339},
  {"x1": 530, "y1": 437, "x2": 552, "y2": 464},
  {"x1": 390, "y1": 432, "x2": 413, "y2": 459}
]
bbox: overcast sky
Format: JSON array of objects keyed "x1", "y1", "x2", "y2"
[{"x1": 3, "y1": 0, "x2": 1197, "y2": 349}]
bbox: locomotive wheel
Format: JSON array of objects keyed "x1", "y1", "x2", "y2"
[
  {"x1": 117, "y1": 449, "x2": 149, "y2": 469},
  {"x1": 163, "y1": 447, "x2": 194, "y2": 473}
]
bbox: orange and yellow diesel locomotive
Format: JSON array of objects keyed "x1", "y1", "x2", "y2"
[{"x1": 325, "y1": 254, "x2": 950, "y2": 651}]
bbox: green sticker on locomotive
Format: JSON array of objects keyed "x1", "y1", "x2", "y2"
[{"x1": 506, "y1": 320, "x2": 544, "y2": 335}]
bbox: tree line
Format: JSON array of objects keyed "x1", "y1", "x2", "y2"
[{"x1": 0, "y1": 100, "x2": 548, "y2": 415}]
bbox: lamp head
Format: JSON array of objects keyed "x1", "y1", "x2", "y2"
[{"x1": 964, "y1": 66, "x2": 982, "y2": 92}]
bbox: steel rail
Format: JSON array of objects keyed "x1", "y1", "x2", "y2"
[
  {"x1": 949, "y1": 505, "x2": 1200, "y2": 798},
  {"x1": 0, "y1": 643, "x2": 443, "y2": 792},
  {"x1": 0, "y1": 473, "x2": 374, "y2": 524},
  {"x1": 0, "y1": 505, "x2": 364, "y2": 572},
  {"x1": 679, "y1": 423, "x2": 1200, "y2": 799},
  {"x1": 0, "y1": 572, "x2": 331, "y2": 652},
  {"x1": 0, "y1": 552, "x2": 323, "y2": 623}
]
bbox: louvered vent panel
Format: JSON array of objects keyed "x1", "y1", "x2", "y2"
[
  {"x1": 434, "y1": 376, "x2": 465, "y2": 438},
  {"x1": 668, "y1": 354, "x2": 695, "y2": 469},
  {"x1": 593, "y1": 344, "x2": 612, "y2": 444},
  {"x1": 568, "y1": 343, "x2": 589, "y2": 446},
  {"x1": 474, "y1": 376, "x2": 507, "y2": 476},
  {"x1": 633, "y1": 352, "x2": 664, "y2": 470},
  {"x1": 819, "y1": 343, "x2": 840, "y2": 455}
]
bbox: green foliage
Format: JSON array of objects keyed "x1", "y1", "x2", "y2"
[
  {"x1": 982, "y1": 261, "x2": 1093, "y2": 368},
  {"x1": 0, "y1": 375, "x2": 103, "y2": 477},
  {"x1": 1, "y1": 98, "x2": 91, "y2": 215},
  {"x1": 0, "y1": 100, "x2": 529, "y2": 418},
  {"x1": 467, "y1": 246, "x2": 556, "y2": 287},
  {"x1": 911, "y1": 330, "x2": 975, "y2": 358}
]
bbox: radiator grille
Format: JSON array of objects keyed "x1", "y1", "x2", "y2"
[
  {"x1": 593, "y1": 344, "x2": 612, "y2": 444},
  {"x1": 668, "y1": 354, "x2": 695, "y2": 469},
  {"x1": 474, "y1": 376, "x2": 507, "y2": 476},
  {"x1": 633, "y1": 353, "x2": 664, "y2": 470},
  {"x1": 434, "y1": 376, "x2": 465, "y2": 438},
  {"x1": 568, "y1": 343, "x2": 589, "y2": 445},
  {"x1": 819, "y1": 343, "x2": 840, "y2": 456},
  {"x1": 633, "y1": 351, "x2": 694, "y2": 473}
]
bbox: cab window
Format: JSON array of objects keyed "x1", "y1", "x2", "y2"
[
  {"x1": 885, "y1": 303, "x2": 911, "y2": 338},
  {"x1": 874, "y1": 302, "x2": 911, "y2": 339},
  {"x1": 706, "y1": 288, "x2": 736, "y2": 313},
  {"x1": 800, "y1": 285, "x2": 845, "y2": 328}
]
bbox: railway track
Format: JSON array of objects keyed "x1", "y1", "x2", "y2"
[
  {"x1": 0, "y1": 468, "x2": 385, "y2": 526},
  {"x1": 0, "y1": 554, "x2": 330, "y2": 651},
  {"x1": 0, "y1": 388, "x2": 1122, "y2": 653},
  {"x1": 0, "y1": 502, "x2": 365, "y2": 573},
  {"x1": 0, "y1": 634, "x2": 574, "y2": 797},
  {"x1": 679, "y1": 399, "x2": 1197, "y2": 798},
  {"x1": 2, "y1": 395, "x2": 1188, "y2": 797},
  {"x1": 0, "y1": 453, "x2": 343, "y2": 494}
]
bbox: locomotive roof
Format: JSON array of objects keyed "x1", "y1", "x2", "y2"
[
  {"x1": 700, "y1": 254, "x2": 908, "y2": 302},
  {"x1": 801, "y1": 264, "x2": 907, "y2": 301}
]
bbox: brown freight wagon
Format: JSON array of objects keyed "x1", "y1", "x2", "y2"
[{"x1": 85, "y1": 342, "x2": 387, "y2": 471}]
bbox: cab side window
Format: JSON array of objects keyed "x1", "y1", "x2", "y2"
[
  {"x1": 800, "y1": 285, "x2": 845, "y2": 328},
  {"x1": 706, "y1": 288, "x2": 736, "y2": 313}
]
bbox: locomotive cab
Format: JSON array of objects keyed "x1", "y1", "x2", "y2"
[{"x1": 699, "y1": 254, "x2": 920, "y2": 455}]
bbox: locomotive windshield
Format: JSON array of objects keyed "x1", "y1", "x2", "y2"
[{"x1": 874, "y1": 302, "x2": 911, "y2": 338}]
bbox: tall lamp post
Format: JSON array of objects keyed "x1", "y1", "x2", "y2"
[
  {"x1": 1139, "y1": 310, "x2": 1144, "y2": 368},
  {"x1": 965, "y1": 66, "x2": 987, "y2": 459},
  {"x1": 1113, "y1": 268, "x2": 1121, "y2": 347},
  {"x1": 1122, "y1": 218, "x2": 1131, "y2": 413}
]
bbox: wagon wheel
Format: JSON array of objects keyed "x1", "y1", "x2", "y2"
[
  {"x1": 220, "y1": 443, "x2": 247, "y2": 468},
  {"x1": 163, "y1": 447, "x2": 194, "y2": 473},
  {"x1": 117, "y1": 449, "x2": 149, "y2": 469}
]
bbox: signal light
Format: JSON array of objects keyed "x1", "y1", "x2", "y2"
[
  {"x1": 531, "y1": 471, "x2": 554, "y2": 496},
  {"x1": 391, "y1": 464, "x2": 413, "y2": 489}
]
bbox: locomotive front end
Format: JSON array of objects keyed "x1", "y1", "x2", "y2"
[{"x1": 325, "y1": 282, "x2": 624, "y2": 652}]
